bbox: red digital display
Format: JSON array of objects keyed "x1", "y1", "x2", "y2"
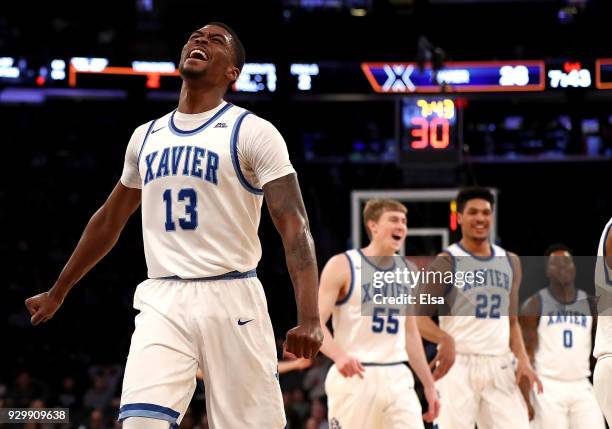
[
  {"x1": 409, "y1": 117, "x2": 450, "y2": 150},
  {"x1": 400, "y1": 97, "x2": 458, "y2": 165}
]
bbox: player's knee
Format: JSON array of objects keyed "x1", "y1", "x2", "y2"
[{"x1": 122, "y1": 416, "x2": 172, "y2": 429}]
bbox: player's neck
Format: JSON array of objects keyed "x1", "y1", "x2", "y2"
[
  {"x1": 548, "y1": 282, "x2": 577, "y2": 303},
  {"x1": 459, "y1": 237, "x2": 491, "y2": 256},
  {"x1": 362, "y1": 242, "x2": 396, "y2": 258},
  {"x1": 177, "y1": 83, "x2": 225, "y2": 114}
]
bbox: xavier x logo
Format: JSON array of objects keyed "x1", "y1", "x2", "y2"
[{"x1": 382, "y1": 64, "x2": 415, "y2": 92}]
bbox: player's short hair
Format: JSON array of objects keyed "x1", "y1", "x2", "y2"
[
  {"x1": 207, "y1": 21, "x2": 245, "y2": 74},
  {"x1": 363, "y1": 199, "x2": 407, "y2": 239},
  {"x1": 456, "y1": 187, "x2": 495, "y2": 213},
  {"x1": 544, "y1": 243, "x2": 573, "y2": 257}
]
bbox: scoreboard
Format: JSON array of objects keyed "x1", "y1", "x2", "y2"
[
  {"x1": 3, "y1": 56, "x2": 612, "y2": 95},
  {"x1": 362, "y1": 61, "x2": 545, "y2": 93},
  {"x1": 399, "y1": 97, "x2": 459, "y2": 165}
]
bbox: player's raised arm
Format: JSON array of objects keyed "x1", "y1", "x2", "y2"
[
  {"x1": 25, "y1": 182, "x2": 141, "y2": 325},
  {"x1": 264, "y1": 173, "x2": 323, "y2": 359},
  {"x1": 318, "y1": 253, "x2": 365, "y2": 378},
  {"x1": 508, "y1": 252, "x2": 543, "y2": 393}
]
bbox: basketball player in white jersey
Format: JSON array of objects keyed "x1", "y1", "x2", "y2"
[
  {"x1": 519, "y1": 244, "x2": 605, "y2": 428},
  {"x1": 593, "y1": 217, "x2": 612, "y2": 424},
  {"x1": 416, "y1": 187, "x2": 541, "y2": 429},
  {"x1": 318, "y1": 199, "x2": 440, "y2": 429},
  {"x1": 24, "y1": 22, "x2": 323, "y2": 429}
]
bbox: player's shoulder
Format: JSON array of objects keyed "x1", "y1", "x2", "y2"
[
  {"x1": 132, "y1": 120, "x2": 154, "y2": 137},
  {"x1": 490, "y1": 243, "x2": 519, "y2": 266},
  {"x1": 235, "y1": 109, "x2": 285, "y2": 150},
  {"x1": 323, "y1": 251, "x2": 355, "y2": 275},
  {"x1": 227, "y1": 103, "x2": 278, "y2": 132},
  {"x1": 132, "y1": 111, "x2": 173, "y2": 136},
  {"x1": 520, "y1": 291, "x2": 543, "y2": 316},
  {"x1": 244, "y1": 110, "x2": 276, "y2": 131},
  {"x1": 504, "y1": 250, "x2": 521, "y2": 272},
  {"x1": 328, "y1": 251, "x2": 353, "y2": 267},
  {"x1": 401, "y1": 257, "x2": 419, "y2": 271},
  {"x1": 431, "y1": 250, "x2": 454, "y2": 271},
  {"x1": 320, "y1": 252, "x2": 353, "y2": 290}
]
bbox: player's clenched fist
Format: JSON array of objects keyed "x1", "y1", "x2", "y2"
[
  {"x1": 24, "y1": 291, "x2": 64, "y2": 325},
  {"x1": 284, "y1": 322, "x2": 324, "y2": 359}
]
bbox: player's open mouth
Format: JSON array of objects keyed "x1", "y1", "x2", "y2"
[
  {"x1": 188, "y1": 48, "x2": 209, "y2": 62},
  {"x1": 392, "y1": 234, "x2": 402, "y2": 241}
]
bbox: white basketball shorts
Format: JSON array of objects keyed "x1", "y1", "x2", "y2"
[
  {"x1": 531, "y1": 376, "x2": 605, "y2": 429},
  {"x1": 594, "y1": 355, "x2": 612, "y2": 425},
  {"x1": 117, "y1": 273, "x2": 285, "y2": 429},
  {"x1": 325, "y1": 362, "x2": 424, "y2": 429},
  {"x1": 435, "y1": 353, "x2": 529, "y2": 429}
]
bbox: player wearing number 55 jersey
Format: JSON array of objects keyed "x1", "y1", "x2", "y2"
[
  {"x1": 520, "y1": 244, "x2": 605, "y2": 429},
  {"x1": 318, "y1": 199, "x2": 440, "y2": 429},
  {"x1": 416, "y1": 187, "x2": 541, "y2": 429},
  {"x1": 24, "y1": 22, "x2": 323, "y2": 429}
]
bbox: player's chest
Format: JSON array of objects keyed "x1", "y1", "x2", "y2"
[
  {"x1": 138, "y1": 128, "x2": 234, "y2": 187},
  {"x1": 541, "y1": 310, "x2": 591, "y2": 329}
]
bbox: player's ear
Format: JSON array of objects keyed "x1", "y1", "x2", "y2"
[
  {"x1": 367, "y1": 219, "x2": 377, "y2": 236},
  {"x1": 457, "y1": 212, "x2": 464, "y2": 225},
  {"x1": 226, "y1": 66, "x2": 239, "y2": 84}
]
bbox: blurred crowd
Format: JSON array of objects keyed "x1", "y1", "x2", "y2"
[{"x1": 1, "y1": 338, "x2": 332, "y2": 429}]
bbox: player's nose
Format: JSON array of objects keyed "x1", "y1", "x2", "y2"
[{"x1": 194, "y1": 32, "x2": 210, "y2": 44}]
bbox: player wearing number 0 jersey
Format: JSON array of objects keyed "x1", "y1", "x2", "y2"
[
  {"x1": 416, "y1": 187, "x2": 541, "y2": 429},
  {"x1": 24, "y1": 22, "x2": 323, "y2": 429},
  {"x1": 520, "y1": 245, "x2": 605, "y2": 429},
  {"x1": 594, "y1": 217, "x2": 612, "y2": 424},
  {"x1": 318, "y1": 199, "x2": 440, "y2": 429}
]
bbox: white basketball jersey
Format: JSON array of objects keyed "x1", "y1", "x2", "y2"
[
  {"x1": 331, "y1": 249, "x2": 410, "y2": 363},
  {"x1": 439, "y1": 243, "x2": 513, "y2": 355},
  {"x1": 122, "y1": 102, "x2": 294, "y2": 278},
  {"x1": 594, "y1": 217, "x2": 612, "y2": 358},
  {"x1": 534, "y1": 288, "x2": 592, "y2": 380}
]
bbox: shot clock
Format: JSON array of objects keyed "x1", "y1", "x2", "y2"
[{"x1": 399, "y1": 97, "x2": 459, "y2": 166}]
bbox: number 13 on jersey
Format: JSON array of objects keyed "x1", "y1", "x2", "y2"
[{"x1": 163, "y1": 188, "x2": 198, "y2": 231}]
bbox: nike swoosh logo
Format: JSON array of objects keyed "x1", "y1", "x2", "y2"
[
  {"x1": 151, "y1": 126, "x2": 166, "y2": 134},
  {"x1": 238, "y1": 319, "x2": 254, "y2": 326}
]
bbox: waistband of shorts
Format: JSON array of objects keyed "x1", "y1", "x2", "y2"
[
  {"x1": 361, "y1": 361, "x2": 408, "y2": 367},
  {"x1": 456, "y1": 352, "x2": 513, "y2": 360},
  {"x1": 154, "y1": 269, "x2": 257, "y2": 282}
]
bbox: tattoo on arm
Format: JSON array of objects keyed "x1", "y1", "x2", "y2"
[
  {"x1": 265, "y1": 174, "x2": 317, "y2": 273},
  {"x1": 264, "y1": 174, "x2": 319, "y2": 321}
]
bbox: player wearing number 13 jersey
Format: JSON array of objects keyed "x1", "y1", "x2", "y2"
[
  {"x1": 24, "y1": 22, "x2": 323, "y2": 429},
  {"x1": 318, "y1": 199, "x2": 440, "y2": 429},
  {"x1": 122, "y1": 97, "x2": 283, "y2": 278}
]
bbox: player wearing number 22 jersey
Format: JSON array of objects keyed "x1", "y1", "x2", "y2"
[
  {"x1": 318, "y1": 199, "x2": 440, "y2": 429},
  {"x1": 416, "y1": 187, "x2": 541, "y2": 429}
]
